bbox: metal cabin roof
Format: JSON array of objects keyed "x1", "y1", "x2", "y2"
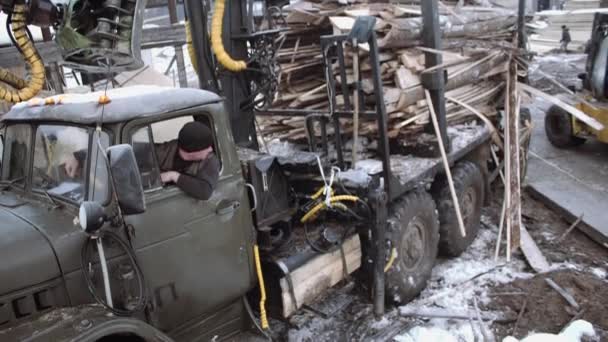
[{"x1": 1, "y1": 86, "x2": 223, "y2": 125}]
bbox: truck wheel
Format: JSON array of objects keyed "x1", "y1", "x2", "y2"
[
  {"x1": 386, "y1": 190, "x2": 439, "y2": 304},
  {"x1": 545, "y1": 105, "x2": 586, "y2": 148},
  {"x1": 431, "y1": 161, "x2": 483, "y2": 257}
]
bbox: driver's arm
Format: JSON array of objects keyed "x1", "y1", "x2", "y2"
[{"x1": 65, "y1": 148, "x2": 87, "y2": 178}]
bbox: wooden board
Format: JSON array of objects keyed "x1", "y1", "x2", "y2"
[{"x1": 280, "y1": 234, "x2": 361, "y2": 317}]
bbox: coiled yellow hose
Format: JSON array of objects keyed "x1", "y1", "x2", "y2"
[
  {"x1": 0, "y1": 4, "x2": 46, "y2": 103},
  {"x1": 300, "y1": 195, "x2": 361, "y2": 223},
  {"x1": 210, "y1": 0, "x2": 247, "y2": 72},
  {"x1": 253, "y1": 245, "x2": 269, "y2": 330}
]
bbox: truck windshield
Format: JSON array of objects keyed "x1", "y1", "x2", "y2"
[
  {"x1": 1, "y1": 124, "x2": 110, "y2": 204},
  {"x1": 32, "y1": 125, "x2": 91, "y2": 202}
]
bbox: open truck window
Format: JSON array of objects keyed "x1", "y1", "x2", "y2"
[{"x1": 131, "y1": 114, "x2": 220, "y2": 193}]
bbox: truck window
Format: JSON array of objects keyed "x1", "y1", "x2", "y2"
[
  {"x1": 131, "y1": 126, "x2": 163, "y2": 191},
  {"x1": 130, "y1": 114, "x2": 220, "y2": 197},
  {"x1": 1, "y1": 124, "x2": 31, "y2": 186},
  {"x1": 32, "y1": 125, "x2": 90, "y2": 203}
]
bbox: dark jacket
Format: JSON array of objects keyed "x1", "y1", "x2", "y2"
[
  {"x1": 155, "y1": 140, "x2": 220, "y2": 200},
  {"x1": 561, "y1": 29, "x2": 571, "y2": 43}
]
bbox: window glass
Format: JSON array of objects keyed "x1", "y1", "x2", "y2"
[
  {"x1": 88, "y1": 131, "x2": 111, "y2": 203},
  {"x1": 1, "y1": 124, "x2": 31, "y2": 186},
  {"x1": 32, "y1": 125, "x2": 90, "y2": 202},
  {"x1": 151, "y1": 116, "x2": 194, "y2": 143},
  {"x1": 132, "y1": 126, "x2": 162, "y2": 191}
]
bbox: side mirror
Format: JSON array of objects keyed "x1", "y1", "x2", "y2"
[{"x1": 107, "y1": 144, "x2": 146, "y2": 215}]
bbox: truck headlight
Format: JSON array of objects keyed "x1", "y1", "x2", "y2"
[{"x1": 79, "y1": 201, "x2": 106, "y2": 234}]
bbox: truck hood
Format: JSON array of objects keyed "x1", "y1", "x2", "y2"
[{"x1": 0, "y1": 194, "x2": 85, "y2": 295}]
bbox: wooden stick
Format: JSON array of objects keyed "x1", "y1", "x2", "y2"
[
  {"x1": 473, "y1": 297, "x2": 495, "y2": 342},
  {"x1": 446, "y1": 95, "x2": 503, "y2": 150},
  {"x1": 415, "y1": 46, "x2": 467, "y2": 60},
  {"x1": 495, "y1": 189, "x2": 507, "y2": 261},
  {"x1": 512, "y1": 297, "x2": 528, "y2": 336},
  {"x1": 557, "y1": 214, "x2": 584, "y2": 242},
  {"x1": 425, "y1": 89, "x2": 467, "y2": 238},
  {"x1": 352, "y1": 41, "x2": 360, "y2": 169},
  {"x1": 450, "y1": 52, "x2": 500, "y2": 79},
  {"x1": 504, "y1": 68, "x2": 512, "y2": 261},
  {"x1": 545, "y1": 278, "x2": 580, "y2": 311},
  {"x1": 519, "y1": 83, "x2": 604, "y2": 131},
  {"x1": 400, "y1": 307, "x2": 507, "y2": 321}
]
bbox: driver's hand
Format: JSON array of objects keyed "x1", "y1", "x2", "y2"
[{"x1": 65, "y1": 156, "x2": 80, "y2": 178}]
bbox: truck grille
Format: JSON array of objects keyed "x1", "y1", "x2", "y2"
[{"x1": 0, "y1": 280, "x2": 65, "y2": 328}]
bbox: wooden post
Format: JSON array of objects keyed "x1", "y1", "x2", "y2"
[
  {"x1": 41, "y1": 28, "x2": 64, "y2": 94},
  {"x1": 505, "y1": 57, "x2": 521, "y2": 259},
  {"x1": 168, "y1": 0, "x2": 188, "y2": 88}
]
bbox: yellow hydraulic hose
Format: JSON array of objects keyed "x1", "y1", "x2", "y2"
[
  {"x1": 0, "y1": 4, "x2": 46, "y2": 103},
  {"x1": 384, "y1": 248, "x2": 398, "y2": 273},
  {"x1": 253, "y1": 245, "x2": 269, "y2": 330},
  {"x1": 0, "y1": 68, "x2": 27, "y2": 90},
  {"x1": 301, "y1": 195, "x2": 361, "y2": 223},
  {"x1": 310, "y1": 187, "x2": 334, "y2": 201},
  {"x1": 210, "y1": 0, "x2": 247, "y2": 72},
  {"x1": 184, "y1": 20, "x2": 198, "y2": 73}
]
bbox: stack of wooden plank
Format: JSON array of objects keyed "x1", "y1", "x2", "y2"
[{"x1": 258, "y1": 1, "x2": 519, "y2": 146}]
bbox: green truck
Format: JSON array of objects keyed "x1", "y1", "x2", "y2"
[{"x1": 0, "y1": 84, "x2": 493, "y2": 341}]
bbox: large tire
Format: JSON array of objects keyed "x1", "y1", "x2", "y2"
[
  {"x1": 544, "y1": 105, "x2": 586, "y2": 148},
  {"x1": 386, "y1": 190, "x2": 439, "y2": 304},
  {"x1": 431, "y1": 161, "x2": 483, "y2": 257}
]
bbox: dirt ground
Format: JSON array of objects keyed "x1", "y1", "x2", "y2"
[{"x1": 484, "y1": 190, "x2": 608, "y2": 341}]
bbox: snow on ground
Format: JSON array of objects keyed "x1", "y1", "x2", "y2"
[{"x1": 392, "y1": 214, "x2": 591, "y2": 342}]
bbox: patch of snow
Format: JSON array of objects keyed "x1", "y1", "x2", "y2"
[
  {"x1": 394, "y1": 326, "x2": 461, "y2": 342},
  {"x1": 502, "y1": 320, "x2": 596, "y2": 342},
  {"x1": 370, "y1": 316, "x2": 391, "y2": 330},
  {"x1": 395, "y1": 215, "x2": 534, "y2": 340},
  {"x1": 589, "y1": 267, "x2": 607, "y2": 280}
]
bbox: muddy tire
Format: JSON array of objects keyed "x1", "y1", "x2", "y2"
[
  {"x1": 431, "y1": 161, "x2": 483, "y2": 257},
  {"x1": 544, "y1": 105, "x2": 586, "y2": 148},
  {"x1": 386, "y1": 190, "x2": 439, "y2": 304}
]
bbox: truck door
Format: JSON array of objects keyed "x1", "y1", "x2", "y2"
[{"x1": 123, "y1": 113, "x2": 255, "y2": 334}]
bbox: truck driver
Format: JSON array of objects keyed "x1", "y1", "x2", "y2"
[{"x1": 65, "y1": 121, "x2": 220, "y2": 201}]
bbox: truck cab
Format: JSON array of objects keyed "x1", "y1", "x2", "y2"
[{"x1": 0, "y1": 86, "x2": 257, "y2": 341}]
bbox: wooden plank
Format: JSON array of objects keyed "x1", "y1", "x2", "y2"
[
  {"x1": 520, "y1": 225, "x2": 551, "y2": 272},
  {"x1": 279, "y1": 235, "x2": 361, "y2": 317}
]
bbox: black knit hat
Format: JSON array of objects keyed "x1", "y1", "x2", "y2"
[{"x1": 178, "y1": 121, "x2": 213, "y2": 152}]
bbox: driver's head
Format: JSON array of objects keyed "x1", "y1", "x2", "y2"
[{"x1": 177, "y1": 121, "x2": 214, "y2": 161}]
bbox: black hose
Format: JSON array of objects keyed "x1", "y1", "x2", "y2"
[{"x1": 81, "y1": 230, "x2": 148, "y2": 316}]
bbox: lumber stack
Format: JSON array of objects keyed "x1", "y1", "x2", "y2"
[{"x1": 258, "y1": 1, "x2": 519, "y2": 147}]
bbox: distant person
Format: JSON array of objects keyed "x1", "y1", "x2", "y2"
[{"x1": 560, "y1": 25, "x2": 571, "y2": 52}]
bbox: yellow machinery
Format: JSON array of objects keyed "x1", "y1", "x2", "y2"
[{"x1": 545, "y1": 12, "x2": 608, "y2": 148}]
